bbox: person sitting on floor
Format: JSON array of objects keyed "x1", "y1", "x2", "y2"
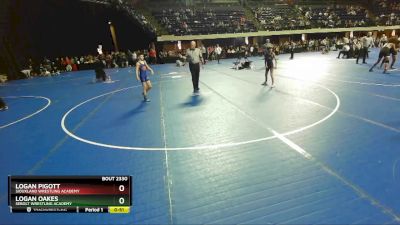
[
  {"x1": 176, "y1": 53, "x2": 186, "y2": 67},
  {"x1": 232, "y1": 57, "x2": 252, "y2": 70},
  {"x1": 337, "y1": 44, "x2": 350, "y2": 59}
]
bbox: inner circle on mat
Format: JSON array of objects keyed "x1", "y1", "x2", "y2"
[
  {"x1": 0, "y1": 96, "x2": 51, "y2": 129},
  {"x1": 61, "y1": 80, "x2": 340, "y2": 151}
]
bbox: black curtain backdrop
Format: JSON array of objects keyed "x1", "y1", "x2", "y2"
[{"x1": 8, "y1": 0, "x2": 153, "y2": 63}]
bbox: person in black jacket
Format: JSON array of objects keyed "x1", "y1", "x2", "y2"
[
  {"x1": 289, "y1": 41, "x2": 295, "y2": 60},
  {"x1": 94, "y1": 55, "x2": 107, "y2": 82},
  {"x1": 0, "y1": 97, "x2": 7, "y2": 111}
]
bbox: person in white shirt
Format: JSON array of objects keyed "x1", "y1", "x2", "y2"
[
  {"x1": 308, "y1": 40, "x2": 314, "y2": 51},
  {"x1": 215, "y1": 44, "x2": 222, "y2": 64},
  {"x1": 66, "y1": 64, "x2": 72, "y2": 72},
  {"x1": 176, "y1": 53, "x2": 186, "y2": 67},
  {"x1": 353, "y1": 39, "x2": 361, "y2": 52},
  {"x1": 337, "y1": 42, "x2": 350, "y2": 59},
  {"x1": 357, "y1": 32, "x2": 373, "y2": 64},
  {"x1": 321, "y1": 38, "x2": 329, "y2": 54},
  {"x1": 186, "y1": 41, "x2": 204, "y2": 94},
  {"x1": 132, "y1": 52, "x2": 137, "y2": 64},
  {"x1": 200, "y1": 45, "x2": 207, "y2": 64}
]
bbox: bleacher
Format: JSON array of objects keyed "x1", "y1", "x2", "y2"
[
  {"x1": 253, "y1": 5, "x2": 302, "y2": 31},
  {"x1": 104, "y1": 0, "x2": 400, "y2": 36},
  {"x1": 303, "y1": 5, "x2": 374, "y2": 28},
  {"x1": 252, "y1": 3, "x2": 374, "y2": 31},
  {"x1": 371, "y1": 0, "x2": 400, "y2": 25},
  {"x1": 80, "y1": 0, "x2": 156, "y2": 35},
  {"x1": 153, "y1": 7, "x2": 257, "y2": 35}
]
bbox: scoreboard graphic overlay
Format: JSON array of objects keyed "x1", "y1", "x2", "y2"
[{"x1": 8, "y1": 176, "x2": 132, "y2": 213}]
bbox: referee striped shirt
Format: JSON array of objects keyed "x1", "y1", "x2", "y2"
[{"x1": 186, "y1": 48, "x2": 203, "y2": 64}]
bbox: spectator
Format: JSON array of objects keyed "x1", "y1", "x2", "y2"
[
  {"x1": 289, "y1": 41, "x2": 295, "y2": 59},
  {"x1": 154, "y1": 7, "x2": 256, "y2": 35},
  {"x1": 0, "y1": 97, "x2": 7, "y2": 111},
  {"x1": 94, "y1": 55, "x2": 107, "y2": 82},
  {"x1": 215, "y1": 44, "x2": 222, "y2": 64},
  {"x1": 337, "y1": 42, "x2": 350, "y2": 59},
  {"x1": 148, "y1": 48, "x2": 157, "y2": 64},
  {"x1": 201, "y1": 45, "x2": 207, "y2": 64}
]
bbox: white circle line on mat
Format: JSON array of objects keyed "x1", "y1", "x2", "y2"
[
  {"x1": 0, "y1": 96, "x2": 51, "y2": 129},
  {"x1": 61, "y1": 80, "x2": 340, "y2": 151}
]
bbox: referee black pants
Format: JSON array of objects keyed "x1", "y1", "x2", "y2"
[
  {"x1": 189, "y1": 63, "x2": 200, "y2": 91},
  {"x1": 356, "y1": 47, "x2": 368, "y2": 63}
]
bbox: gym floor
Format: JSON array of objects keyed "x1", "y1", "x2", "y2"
[{"x1": 1, "y1": 49, "x2": 400, "y2": 224}]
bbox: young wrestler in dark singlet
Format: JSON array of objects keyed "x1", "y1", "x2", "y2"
[
  {"x1": 262, "y1": 47, "x2": 277, "y2": 87},
  {"x1": 369, "y1": 42, "x2": 399, "y2": 74},
  {"x1": 136, "y1": 54, "x2": 154, "y2": 102}
]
